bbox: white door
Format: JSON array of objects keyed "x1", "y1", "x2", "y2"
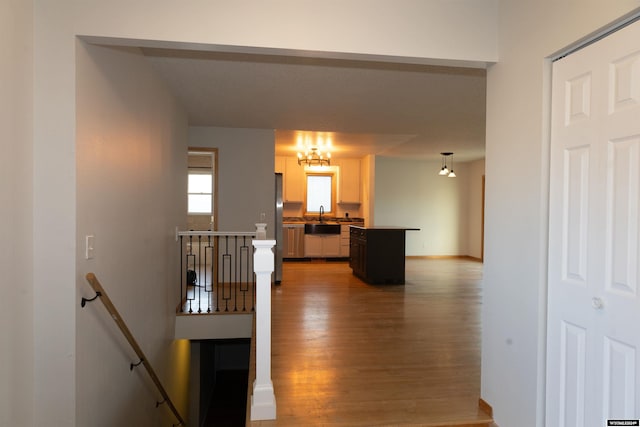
[{"x1": 547, "y1": 20, "x2": 640, "y2": 426}]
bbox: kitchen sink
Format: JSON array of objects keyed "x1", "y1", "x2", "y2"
[{"x1": 304, "y1": 223, "x2": 341, "y2": 235}]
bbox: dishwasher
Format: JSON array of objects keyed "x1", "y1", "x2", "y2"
[{"x1": 282, "y1": 223, "x2": 305, "y2": 258}]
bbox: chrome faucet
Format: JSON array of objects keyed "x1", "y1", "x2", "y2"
[{"x1": 319, "y1": 205, "x2": 324, "y2": 222}]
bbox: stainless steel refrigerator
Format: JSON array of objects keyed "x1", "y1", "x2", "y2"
[{"x1": 274, "y1": 173, "x2": 283, "y2": 284}]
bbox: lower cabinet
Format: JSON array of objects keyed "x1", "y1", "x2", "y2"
[
  {"x1": 304, "y1": 234, "x2": 340, "y2": 257},
  {"x1": 349, "y1": 227, "x2": 366, "y2": 273},
  {"x1": 349, "y1": 227, "x2": 408, "y2": 284},
  {"x1": 340, "y1": 225, "x2": 351, "y2": 257}
]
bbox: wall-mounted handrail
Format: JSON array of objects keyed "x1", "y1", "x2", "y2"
[{"x1": 83, "y1": 273, "x2": 186, "y2": 427}]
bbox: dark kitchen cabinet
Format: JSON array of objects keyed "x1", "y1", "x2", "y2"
[{"x1": 349, "y1": 226, "x2": 417, "y2": 284}]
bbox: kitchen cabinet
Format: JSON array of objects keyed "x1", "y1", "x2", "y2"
[
  {"x1": 340, "y1": 223, "x2": 362, "y2": 257},
  {"x1": 276, "y1": 155, "x2": 361, "y2": 205},
  {"x1": 304, "y1": 234, "x2": 340, "y2": 257},
  {"x1": 336, "y1": 158, "x2": 361, "y2": 204},
  {"x1": 274, "y1": 156, "x2": 285, "y2": 174},
  {"x1": 349, "y1": 226, "x2": 418, "y2": 284},
  {"x1": 283, "y1": 156, "x2": 305, "y2": 203}
]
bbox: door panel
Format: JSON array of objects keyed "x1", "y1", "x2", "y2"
[
  {"x1": 606, "y1": 137, "x2": 640, "y2": 297},
  {"x1": 548, "y1": 19, "x2": 640, "y2": 427},
  {"x1": 562, "y1": 145, "x2": 590, "y2": 283},
  {"x1": 560, "y1": 321, "x2": 587, "y2": 427},
  {"x1": 602, "y1": 336, "x2": 636, "y2": 419}
]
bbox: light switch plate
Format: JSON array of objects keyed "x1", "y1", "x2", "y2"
[{"x1": 85, "y1": 235, "x2": 95, "y2": 260}]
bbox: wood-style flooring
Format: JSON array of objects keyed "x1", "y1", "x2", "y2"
[{"x1": 249, "y1": 258, "x2": 490, "y2": 427}]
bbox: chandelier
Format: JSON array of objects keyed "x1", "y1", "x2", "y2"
[
  {"x1": 297, "y1": 134, "x2": 332, "y2": 167},
  {"x1": 438, "y1": 152, "x2": 456, "y2": 178}
]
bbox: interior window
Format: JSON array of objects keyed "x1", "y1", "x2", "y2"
[
  {"x1": 306, "y1": 174, "x2": 333, "y2": 213},
  {"x1": 187, "y1": 149, "x2": 217, "y2": 231},
  {"x1": 188, "y1": 172, "x2": 212, "y2": 214}
]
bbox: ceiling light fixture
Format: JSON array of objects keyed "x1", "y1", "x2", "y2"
[
  {"x1": 297, "y1": 134, "x2": 331, "y2": 167},
  {"x1": 439, "y1": 152, "x2": 456, "y2": 178}
]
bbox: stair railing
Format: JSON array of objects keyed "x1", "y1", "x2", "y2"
[
  {"x1": 82, "y1": 273, "x2": 186, "y2": 427},
  {"x1": 176, "y1": 230, "x2": 258, "y2": 314}
]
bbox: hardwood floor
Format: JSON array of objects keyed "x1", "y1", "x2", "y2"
[{"x1": 249, "y1": 258, "x2": 490, "y2": 427}]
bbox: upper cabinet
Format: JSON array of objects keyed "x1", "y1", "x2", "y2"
[
  {"x1": 274, "y1": 156, "x2": 284, "y2": 174},
  {"x1": 276, "y1": 156, "x2": 361, "y2": 205},
  {"x1": 336, "y1": 158, "x2": 361, "y2": 204},
  {"x1": 282, "y1": 156, "x2": 305, "y2": 203}
]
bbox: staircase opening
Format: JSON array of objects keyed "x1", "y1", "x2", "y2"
[{"x1": 199, "y1": 338, "x2": 251, "y2": 427}]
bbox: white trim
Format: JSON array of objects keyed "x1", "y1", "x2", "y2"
[
  {"x1": 537, "y1": 56, "x2": 553, "y2": 427},
  {"x1": 550, "y1": 9, "x2": 640, "y2": 62}
]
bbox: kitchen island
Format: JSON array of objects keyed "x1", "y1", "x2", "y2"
[{"x1": 349, "y1": 226, "x2": 419, "y2": 284}]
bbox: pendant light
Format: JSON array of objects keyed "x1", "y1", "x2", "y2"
[
  {"x1": 439, "y1": 153, "x2": 449, "y2": 176},
  {"x1": 439, "y1": 152, "x2": 456, "y2": 178}
]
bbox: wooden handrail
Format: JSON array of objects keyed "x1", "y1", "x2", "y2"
[{"x1": 84, "y1": 273, "x2": 186, "y2": 427}]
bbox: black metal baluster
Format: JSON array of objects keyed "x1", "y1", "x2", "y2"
[
  {"x1": 186, "y1": 236, "x2": 196, "y2": 313},
  {"x1": 233, "y1": 236, "x2": 238, "y2": 312},
  {"x1": 222, "y1": 236, "x2": 232, "y2": 312},
  {"x1": 197, "y1": 235, "x2": 202, "y2": 313},
  {"x1": 204, "y1": 235, "x2": 213, "y2": 313},
  {"x1": 238, "y1": 236, "x2": 250, "y2": 312},
  {"x1": 238, "y1": 237, "x2": 242, "y2": 311},
  {"x1": 179, "y1": 236, "x2": 184, "y2": 313},
  {"x1": 215, "y1": 235, "x2": 220, "y2": 312}
]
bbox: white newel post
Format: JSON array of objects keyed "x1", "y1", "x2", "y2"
[
  {"x1": 251, "y1": 238, "x2": 277, "y2": 420},
  {"x1": 255, "y1": 222, "x2": 267, "y2": 240}
]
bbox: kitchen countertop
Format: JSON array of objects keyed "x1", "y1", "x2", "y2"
[
  {"x1": 283, "y1": 217, "x2": 364, "y2": 224},
  {"x1": 349, "y1": 225, "x2": 419, "y2": 231}
]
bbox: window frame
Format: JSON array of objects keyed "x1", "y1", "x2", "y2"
[
  {"x1": 187, "y1": 169, "x2": 213, "y2": 215},
  {"x1": 304, "y1": 171, "x2": 336, "y2": 217}
]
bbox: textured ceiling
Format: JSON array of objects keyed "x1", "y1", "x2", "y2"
[{"x1": 142, "y1": 48, "x2": 487, "y2": 162}]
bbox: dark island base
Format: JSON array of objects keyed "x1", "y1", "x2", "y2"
[{"x1": 349, "y1": 226, "x2": 418, "y2": 285}]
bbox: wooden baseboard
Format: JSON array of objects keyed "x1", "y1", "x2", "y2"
[{"x1": 478, "y1": 398, "x2": 493, "y2": 417}]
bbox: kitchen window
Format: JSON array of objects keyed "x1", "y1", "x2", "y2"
[{"x1": 305, "y1": 173, "x2": 335, "y2": 214}]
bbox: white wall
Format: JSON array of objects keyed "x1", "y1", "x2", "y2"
[
  {"x1": 33, "y1": 2, "x2": 77, "y2": 423},
  {"x1": 75, "y1": 42, "x2": 190, "y2": 426},
  {"x1": 73, "y1": 0, "x2": 498, "y2": 67},
  {"x1": 0, "y1": 0, "x2": 34, "y2": 426},
  {"x1": 374, "y1": 157, "x2": 483, "y2": 257},
  {"x1": 483, "y1": 3, "x2": 639, "y2": 427},
  {"x1": 466, "y1": 159, "x2": 485, "y2": 259},
  {"x1": 362, "y1": 154, "x2": 375, "y2": 226},
  {"x1": 189, "y1": 127, "x2": 276, "y2": 237}
]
